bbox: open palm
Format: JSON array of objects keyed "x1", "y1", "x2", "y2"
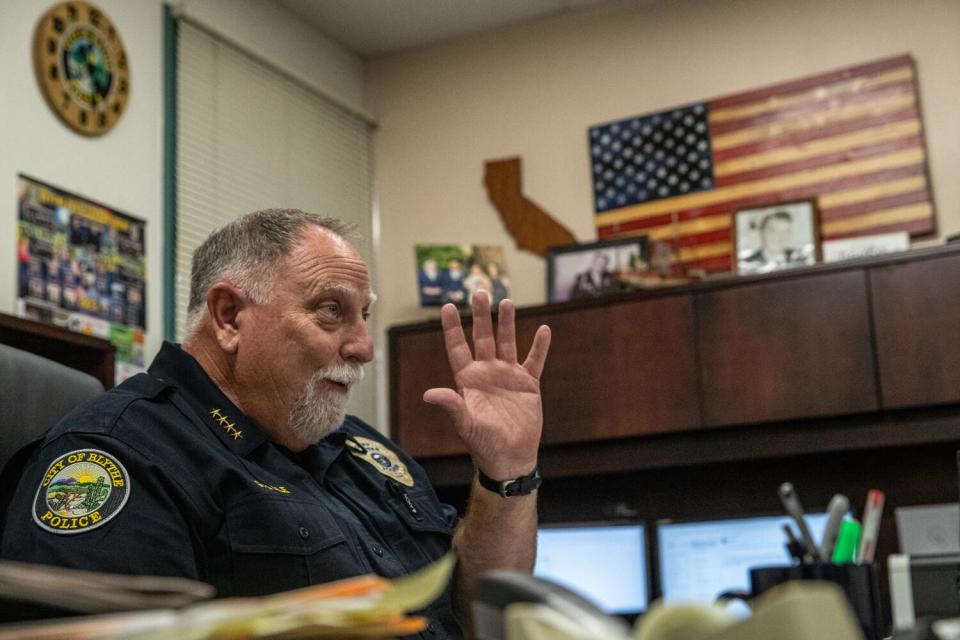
[{"x1": 423, "y1": 291, "x2": 551, "y2": 479}]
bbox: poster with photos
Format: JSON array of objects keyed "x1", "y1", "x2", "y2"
[
  {"x1": 415, "y1": 244, "x2": 510, "y2": 308},
  {"x1": 16, "y1": 175, "x2": 147, "y2": 381}
]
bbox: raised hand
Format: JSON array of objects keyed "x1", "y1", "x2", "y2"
[{"x1": 423, "y1": 291, "x2": 551, "y2": 479}]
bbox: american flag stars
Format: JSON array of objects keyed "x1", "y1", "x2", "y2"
[{"x1": 590, "y1": 103, "x2": 715, "y2": 213}]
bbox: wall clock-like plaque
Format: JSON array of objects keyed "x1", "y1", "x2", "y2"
[{"x1": 33, "y1": 1, "x2": 131, "y2": 136}]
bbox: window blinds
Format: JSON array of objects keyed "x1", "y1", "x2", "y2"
[{"x1": 176, "y1": 20, "x2": 375, "y2": 418}]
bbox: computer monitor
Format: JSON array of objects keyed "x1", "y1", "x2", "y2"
[
  {"x1": 534, "y1": 522, "x2": 648, "y2": 614},
  {"x1": 896, "y1": 503, "x2": 960, "y2": 555},
  {"x1": 656, "y1": 512, "x2": 829, "y2": 606}
]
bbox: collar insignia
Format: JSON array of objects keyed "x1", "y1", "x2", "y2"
[
  {"x1": 32, "y1": 449, "x2": 131, "y2": 535},
  {"x1": 254, "y1": 480, "x2": 291, "y2": 494},
  {"x1": 346, "y1": 437, "x2": 414, "y2": 487},
  {"x1": 210, "y1": 407, "x2": 243, "y2": 440}
]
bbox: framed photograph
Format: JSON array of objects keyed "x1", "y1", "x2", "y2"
[
  {"x1": 546, "y1": 236, "x2": 648, "y2": 303},
  {"x1": 414, "y1": 244, "x2": 510, "y2": 308},
  {"x1": 733, "y1": 200, "x2": 820, "y2": 276}
]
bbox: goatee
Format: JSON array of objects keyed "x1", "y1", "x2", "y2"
[{"x1": 288, "y1": 362, "x2": 364, "y2": 444}]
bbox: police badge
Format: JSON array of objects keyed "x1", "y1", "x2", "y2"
[{"x1": 346, "y1": 437, "x2": 415, "y2": 487}]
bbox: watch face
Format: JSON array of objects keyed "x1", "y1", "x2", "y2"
[{"x1": 33, "y1": 1, "x2": 130, "y2": 136}]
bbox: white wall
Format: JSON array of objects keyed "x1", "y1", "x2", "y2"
[
  {"x1": 365, "y1": 0, "x2": 960, "y2": 341},
  {"x1": 0, "y1": 0, "x2": 166, "y2": 360}
]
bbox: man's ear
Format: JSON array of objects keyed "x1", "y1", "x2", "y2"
[{"x1": 207, "y1": 283, "x2": 248, "y2": 353}]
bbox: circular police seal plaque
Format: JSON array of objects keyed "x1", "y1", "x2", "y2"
[{"x1": 33, "y1": 449, "x2": 130, "y2": 535}]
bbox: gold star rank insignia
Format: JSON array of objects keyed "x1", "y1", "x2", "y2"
[{"x1": 210, "y1": 408, "x2": 242, "y2": 440}]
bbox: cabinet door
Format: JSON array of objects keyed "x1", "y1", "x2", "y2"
[
  {"x1": 697, "y1": 271, "x2": 878, "y2": 426},
  {"x1": 871, "y1": 254, "x2": 960, "y2": 408},
  {"x1": 530, "y1": 296, "x2": 701, "y2": 444},
  {"x1": 390, "y1": 327, "x2": 466, "y2": 457},
  {"x1": 389, "y1": 294, "x2": 702, "y2": 457}
]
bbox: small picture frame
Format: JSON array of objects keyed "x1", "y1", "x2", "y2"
[
  {"x1": 546, "y1": 236, "x2": 648, "y2": 303},
  {"x1": 733, "y1": 200, "x2": 820, "y2": 276},
  {"x1": 415, "y1": 244, "x2": 511, "y2": 308}
]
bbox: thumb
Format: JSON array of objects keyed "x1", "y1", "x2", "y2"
[{"x1": 423, "y1": 388, "x2": 466, "y2": 427}]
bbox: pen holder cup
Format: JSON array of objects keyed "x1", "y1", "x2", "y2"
[{"x1": 743, "y1": 563, "x2": 884, "y2": 640}]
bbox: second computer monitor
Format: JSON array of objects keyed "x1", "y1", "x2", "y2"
[{"x1": 657, "y1": 512, "x2": 829, "y2": 605}]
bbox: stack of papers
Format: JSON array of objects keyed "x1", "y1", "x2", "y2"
[
  {"x1": 0, "y1": 560, "x2": 214, "y2": 612},
  {"x1": 0, "y1": 553, "x2": 455, "y2": 639}
]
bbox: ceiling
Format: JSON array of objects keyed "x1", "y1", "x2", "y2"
[{"x1": 274, "y1": 0, "x2": 616, "y2": 58}]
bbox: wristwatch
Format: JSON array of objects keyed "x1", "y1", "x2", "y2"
[{"x1": 478, "y1": 467, "x2": 542, "y2": 497}]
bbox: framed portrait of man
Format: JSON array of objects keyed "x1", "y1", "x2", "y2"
[
  {"x1": 546, "y1": 236, "x2": 648, "y2": 303},
  {"x1": 732, "y1": 200, "x2": 820, "y2": 276}
]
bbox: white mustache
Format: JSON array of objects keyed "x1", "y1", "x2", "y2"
[{"x1": 320, "y1": 363, "x2": 364, "y2": 387}]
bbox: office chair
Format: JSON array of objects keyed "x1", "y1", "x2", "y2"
[{"x1": 0, "y1": 343, "x2": 104, "y2": 475}]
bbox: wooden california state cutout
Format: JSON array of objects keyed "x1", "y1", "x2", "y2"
[{"x1": 484, "y1": 157, "x2": 576, "y2": 257}]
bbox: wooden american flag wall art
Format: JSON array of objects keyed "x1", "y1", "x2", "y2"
[{"x1": 589, "y1": 54, "x2": 935, "y2": 273}]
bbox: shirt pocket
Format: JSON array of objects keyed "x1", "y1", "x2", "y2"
[
  {"x1": 384, "y1": 481, "x2": 455, "y2": 568},
  {"x1": 387, "y1": 481, "x2": 456, "y2": 534},
  {"x1": 227, "y1": 496, "x2": 343, "y2": 554},
  {"x1": 222, "y1": 496, "x2": 355, "y2": 595}
]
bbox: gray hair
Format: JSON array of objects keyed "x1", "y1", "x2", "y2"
[{"x1": 186, "y1": 208, "x2": 353, "y2": 335}]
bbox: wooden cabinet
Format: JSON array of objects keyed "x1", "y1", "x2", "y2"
[
  {"x1": 871, "y1": 253, "x2": 960, "y2": 409},
  {"x1": 389, "y1": 245, "x2": 960, "y2": 467},
  {"x1": 389, "y1": 295, "x2": 701, "y2": 455},
  {"x1": 535, "y1": 295, "x2": 701, "y2": 443},
  {"x1": 389, "y1": 327, "x2": 463, "y2": 457},
  {"x1": 698, "y1": 271, "x2": 877, "y2": 426}
]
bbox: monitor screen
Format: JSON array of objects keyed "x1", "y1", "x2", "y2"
[
  {"x1": 657, "y1": 513, "x2": 829, "y2": 606},
  {"x1": 535, "y1": 523, "x2": 648, "y2": 614}
]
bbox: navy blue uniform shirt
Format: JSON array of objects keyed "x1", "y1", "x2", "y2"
[{"x1": 1, "y1": 342, "x2": 461, "y2": 638}]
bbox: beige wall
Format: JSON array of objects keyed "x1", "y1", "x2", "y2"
[{"x1": 366, "y1": 0, "x2": 960, "y2": 345}]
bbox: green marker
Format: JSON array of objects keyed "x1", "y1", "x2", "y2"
[{"x1": 831, "y1": 517, "x2": 862, "y2": 564}]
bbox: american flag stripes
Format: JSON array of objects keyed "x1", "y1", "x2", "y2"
[{"x1": 591, "y1": 55, "x2": 936, "y2": 272}]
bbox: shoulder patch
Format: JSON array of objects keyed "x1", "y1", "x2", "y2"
[
  {"x1": 346, "y1": 437, "x2": 414, "y2": 487},
  {"x1": 32, "y1": 449, "x2": 131, "y2": 535}
]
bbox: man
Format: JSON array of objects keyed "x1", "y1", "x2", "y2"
[
  {"x1": 440, "y1": 259, "x2": 466, "y2": 305},
  {"x1": 1, "y1": 209, "x2": 551, "y2": 638},
  {"x1": 418, "y1": 258, "x2": 443, "y2": 306},
  {"x1": 739, "y1": 210, "x2": 814, "y2": 275},
  {"x1": 570, "y1": 251, "x2": 618, "y2": 299}
]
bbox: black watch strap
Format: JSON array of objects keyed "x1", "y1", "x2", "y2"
[{"x1": 477, "y1": 467, "x2": 542, "y2": 497}]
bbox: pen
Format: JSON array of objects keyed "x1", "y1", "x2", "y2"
[
  {"x1": 779, "y1": 482, "x2": 819, "y2": 562},
  {"x1": 857, "y1": 489, "x2": 885, "y2": 563},
  {"x1": 820, "y1": 494, "x2": 850, "y2": 561},
  {"x1": 782, "y1": 524, "x2": 807, "y2": 563}
]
